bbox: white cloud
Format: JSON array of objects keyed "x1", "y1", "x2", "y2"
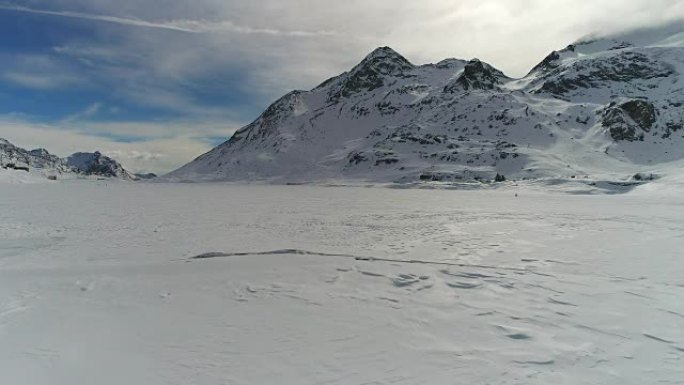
[
  {"x1": 76, "y1": 119, "x2": 241, "y2": 142},
  {"x1": 62, "y1": 102, "x2": 102, "y2": 122},
  {"x1": 3, "y1": 70, "x2": 81, "y2": 90},
  {"x1": 5, "y1": 0, "x2": 684, "y2": 86},
  {"x1": 4, "y1": 72, "x2": 62, "y2": 89},
  {"x1": 0, "y1": 3, "x2": 340, "y2": 37},
  {"x1": 0, "y1": 53, "x2": 89, "y2": 92}
]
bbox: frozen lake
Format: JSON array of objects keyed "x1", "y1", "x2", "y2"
[{"x1": 1, "y1": 182, "x2": 683, "y2": 384}]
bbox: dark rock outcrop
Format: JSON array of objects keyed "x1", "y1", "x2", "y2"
[
  {"x1": 536, "y1": 52, "x2": 675, "y2": 96},
  {"x1": 602, "y1": 100, "x2": 657, "y2": 141},
  {"x1": 445, "y1": 59, "x2": 508, "y2": 92},
  {"x1": 67, "y1": 151, "x2": 134, "y2": 179},
  {"x1": 329, "y1": 47, "x2": 415, "y2": 100}
]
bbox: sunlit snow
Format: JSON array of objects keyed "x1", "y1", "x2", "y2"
[{"x1": 1, "y1": 180, "x2": 682, "y2": 384}]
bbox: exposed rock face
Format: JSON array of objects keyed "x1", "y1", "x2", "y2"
[
  {"x1": 134, "y1": 173, "x2": 158, "y2": 180},
  {"x1": 27, "y1": 148, "x2": 65, "y2": 169},
  {"x1": 326, "y1": 47, "x2": 415, "y2": 101},
  {"x1": 528, "y1": 50, "x2": 562, "y2": 74},
  {"x1": 67, "y1": 152, "x2": 134, "y2": 180},
  {"x1": 166, "y1": 24, "x2": 684, "y2": 183},
  {"x1": 603, "y1": 107, "x2": 643, "y2": 142},
  {"x1": 445, "y1": 59, "x2": 508, "y2": 92},
  {"x1": 602, "y1": 100, "x2": 657, "y2": 141},
  {"x1": 535, "y1": 52, "x2": 675, "y2": 96},
  {"x1": 1, "y1": 139, "x2": 73, "y2": 172},
  {"x1": 621, "y1": 100, "x2": 657, "y2": 131}
]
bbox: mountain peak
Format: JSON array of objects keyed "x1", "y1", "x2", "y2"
[
  {"x1": 355, "y1": 46, "x2": 414, "y2": 70},
  {"x1": 573, "y1": 22, "x2": 684, "y2": 52},
  {"x1": 167, "y1": 28, "x2": 684, "y2": 183},
  {"x1": 363, "y1": 46, "x2": 406, "y2": 60},
  {"x1": 527, "y1": 50, "x2": 563, "y2": 75},
  {"x1": 528, "y1": 23, "x2": 684, "y2": 77},
  {"x1": 326, "y1": 46, "x2": 415, "y2": 100},
  {"x1": 67, "y1": 151, "x2": 134, "y2": 180},
  {"x1": 432, "y1": 58, "x2": 467, "y2": 69},
  {"x1": 445, "y1": 58, "x2": 508, "y2": 92}
]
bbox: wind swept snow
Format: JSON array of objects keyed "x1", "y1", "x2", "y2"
[{"x1": 1, "y1": 182, "x2": 683, "y2": 384}]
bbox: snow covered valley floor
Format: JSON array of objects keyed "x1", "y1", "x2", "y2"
[{"x1": 1, "y1": 182, "x2": 683, "y2": 384}]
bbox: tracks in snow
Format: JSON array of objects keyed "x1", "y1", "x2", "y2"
[{"x1": 188, "y1": 248, "x2": 541, "y2": 274}]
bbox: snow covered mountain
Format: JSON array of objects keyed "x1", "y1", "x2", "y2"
[
  {"x1": 1, "y1": 138, "x2": 71, "y2": 172},
  {"x1": 66, "y1": 151, "x2": 135, "y2": 180},
  {"x1": 0, "y1": 138, "x2": 134, "y2": 181},
  {"x1": 166, "y1": 24, "x2": 684, "y2": 184}
]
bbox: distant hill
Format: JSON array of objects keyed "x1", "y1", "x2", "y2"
[{"x1": 1, "y1": 138, "x2": 134, "y2": 180}]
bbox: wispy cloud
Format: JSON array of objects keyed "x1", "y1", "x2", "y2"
[
  {"x1": 3, "y1": 70, "x2": 80, "y2": 89},
  {"x1": 0, "y1": 3, "x2": 339, "y2": 37},
  {"x1": 0, "y1": 53, "x2": 89, "y2": 93},
  {"x1": 62, "y1": 102, "x2": 103, "y2": 123}
]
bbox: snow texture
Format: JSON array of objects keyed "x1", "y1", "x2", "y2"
[{"x1": 1, "y1": 180, "x2": 683, "y2": 384}]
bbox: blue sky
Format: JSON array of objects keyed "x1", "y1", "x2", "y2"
[
  {"x1": 0, "y1": 4, "x2": 262, "y2": 124},
  {"x1": 1, "y1": 0, "x2": 682, "y2": 173}
]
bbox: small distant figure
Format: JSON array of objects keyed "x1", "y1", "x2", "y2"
[{"x1": 515, "y1": 193, "x2": 518, "y2": 197}]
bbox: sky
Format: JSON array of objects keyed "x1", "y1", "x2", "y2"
[{"x1": 1, "y1": 0, "x2": 683, "y2": 173}]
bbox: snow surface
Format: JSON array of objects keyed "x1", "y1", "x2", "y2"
[
  {"x1": 1, "y1": 181, "x2": 683, "y2": 384},
  {"x1": 0, "y1": 168, "x2": 56, "y2": 184}
]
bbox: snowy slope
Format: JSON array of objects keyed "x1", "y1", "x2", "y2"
[{"x1": 166, "y1": 25, "x2": 684, "y2": 183}]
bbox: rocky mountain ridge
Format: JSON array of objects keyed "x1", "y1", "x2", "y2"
[
  {"x1": 162, "y1": 24, "x2": 684, "y2": 183},
  {"x1": 0, "y1": 138, "x2": 135, "y2": 180}
]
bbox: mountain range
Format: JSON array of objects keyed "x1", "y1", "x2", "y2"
[
  {"x1": 165, "y1": 24, "x2": 684, "y2": 184},
  {"x1": 0, "y1": 138, "x2": 135, "y2": 180}
]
